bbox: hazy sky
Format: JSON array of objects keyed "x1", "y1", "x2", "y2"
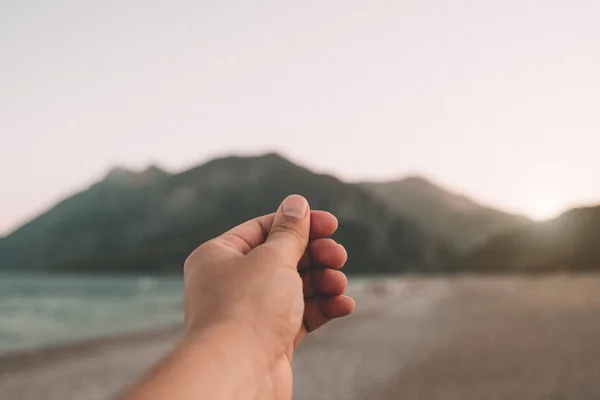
[{"x1": 1, "y1": 0, "x2": 599, "y2": 235}]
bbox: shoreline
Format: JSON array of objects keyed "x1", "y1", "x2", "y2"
[
  {"x1": 0, "y1": 323, "x2": 183, "y2": 374},
  {"x1": 3, "y1": 276, "x2": 600, "y2": 400}
]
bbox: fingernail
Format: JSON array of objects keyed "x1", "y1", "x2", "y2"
[{"x1": 281, "y1": 195, "x2": 308, "y2": 219}]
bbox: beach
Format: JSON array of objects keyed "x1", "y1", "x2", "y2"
[{"x1": 2, "y1": 275, "x2": 600, "y2": 400}]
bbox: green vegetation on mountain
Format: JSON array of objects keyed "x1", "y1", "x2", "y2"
[
  {"x1": 362, "y1": 177, "x2": 529, "y2": 252},
  {"x1": 0, "y1": 154, "x2": 452, "y2": 275},
  {"x1": 5, "y1": 153, "x2": 590, "y2": 276},
  {"x1": 459, "y1": 206, "x2": 600, "y2": 273}
]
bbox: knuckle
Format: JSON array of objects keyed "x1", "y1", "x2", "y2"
[
  {"x1": 270, "y1": 221, "x2": 305, "y2": 243},
  {"x1": 253, "y1": 244, "x2": 295, "y2": 269}
]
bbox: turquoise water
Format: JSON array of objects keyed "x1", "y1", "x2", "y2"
[
  {"x1": 0, "y1": 274, "x2": 184, "y2": 355},
  {"x1": 0, "y1": 274, "x2": 381, "y2": 356}
]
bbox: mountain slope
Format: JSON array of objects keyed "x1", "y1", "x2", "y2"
[
  {"x1": 362, "y1": 177, "x2": 529, "y2": 252},
  {"x1": 0, "y1": 154, "x2": 452, "y2": 275},
  {"x1": 0, "y1": 165, "x2": 172, "y2": 272},
  {"x1": 460, "y1": 206, "x2": 600, "y2": 273}
]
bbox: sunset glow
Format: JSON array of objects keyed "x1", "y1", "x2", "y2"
[{"x1": 524, "y1": 190, "x2": 568, "y2": 221}]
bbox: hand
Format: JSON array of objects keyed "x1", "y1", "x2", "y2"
[
  {"x1": 183, "y1": 194, "x2": 355, "y2": 399},
  {"x1": 119, "y1": 195, "x2": 354, "y2": 400}
]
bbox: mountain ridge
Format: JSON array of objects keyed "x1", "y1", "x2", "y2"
[
  {"x1": 0, "y1": 153, "x2": 453, "y2": 275},
  {"x1": 460, "y1": 206, "x2": 600, "y2": 273},
  {"x1": 361, "y1": 176, "x2": 530, "y2": 252},
  {"x1": 8, "y1": 152, "x2": 584, "y2": 276}
]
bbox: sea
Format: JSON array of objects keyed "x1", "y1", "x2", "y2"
[
  {"x1": 0, "y1": 273, "x2": 381, "y2": 357},
  {"x1": 0, "y1": 274, "x2": 184, "y2": 355}
]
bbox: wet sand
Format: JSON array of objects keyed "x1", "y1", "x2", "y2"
[{"x1": 2, "y1": 276, "x2": 600, "y2": 400}]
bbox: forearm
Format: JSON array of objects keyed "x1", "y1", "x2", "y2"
[{"x1": 118, "y1": 323, "x2": 270, "y2": 400}]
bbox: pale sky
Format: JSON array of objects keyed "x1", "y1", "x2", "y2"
[{"x1": 1, "y1": 0, "x2": 599, "y2": 235}]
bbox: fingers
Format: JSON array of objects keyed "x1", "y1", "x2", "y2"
[
  {"x1": 295, "y1": 295, "x2": 356, "y2": 345},
  {"x1": 306, "y1": 296, "x2": 355, "y2": 331},
  {"x1": 213, "y1": 209, "x2": 337, "y2": 256},
  {"x1": 301, "y1": 268, "x2": 347, "y2": 297},
  {"x1": 257, "y1": 195, "x2": 311, "y2": 266},
  {"x1": 309, "y1": 211, "x2": 338, "y2": 239},
  {"x1": 298, "y1": 238, "x2": 347, "y2": 271},
  {"x1": 296, "y1": 267, "x2": 352, "y2": 346},
  {"x1": 216, "y1": 217, "x2": 271, "y2": 256}
]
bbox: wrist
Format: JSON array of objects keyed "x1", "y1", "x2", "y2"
[
  {"x1": 186, "y1": 307, "x2": 290, "y2": 365},
  {"x1": 183, "y1": 319, "x2": 271, "y2": 374}
]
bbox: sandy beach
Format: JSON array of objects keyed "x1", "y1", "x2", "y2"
[{"x1": 2, "y1": 275, "x2": 600, "y2": 400}]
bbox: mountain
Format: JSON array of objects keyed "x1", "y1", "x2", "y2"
[
  {"x1": 0, "y1": 154, "x2": 453, "y2": 275},
  {"x1": 362, "y1": 177, "x2": 530, "y2": 252},
  {"x1": 459, "y1": 206, "x2": 600, "y2": 273}
]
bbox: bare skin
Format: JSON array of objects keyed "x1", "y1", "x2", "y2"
[{"x1": 119, "y1": 195, "x2": 355, "y2": 400}]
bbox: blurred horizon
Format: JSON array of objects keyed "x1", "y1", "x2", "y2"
[
  {"x1": 1, "y1": 148, "x2": 598, "y2": 236},
  {"x1": 2, "y1": 0, "x2": 600, "y2": 234}
]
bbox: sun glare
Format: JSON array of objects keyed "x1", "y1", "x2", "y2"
[{"x1": 525, "y1": 192, "x2": 567, "y2": 221}]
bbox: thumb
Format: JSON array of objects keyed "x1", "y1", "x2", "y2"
[{"x1": 261, "y1": 194, "x2": 310, "y2": 266}]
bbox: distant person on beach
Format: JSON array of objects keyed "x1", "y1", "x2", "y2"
[{"x1": 119, "y1": 195, "x2": 355, "y2": 400}]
